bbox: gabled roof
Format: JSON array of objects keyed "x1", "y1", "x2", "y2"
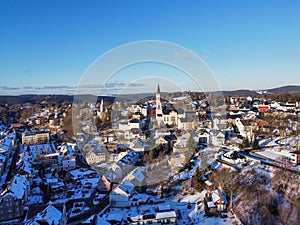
[
  {"x1": 130, "y1": 128, "x2": 143, "y2": 135},
  {"x1": 177, "y1": 108, "x2": 184, "y2": 114},
  {"x1": 10, "y1": 175, "x2": 28, "y2": 200},
  {"x1": 163, "y1": 109, "x2": 177, "y2": 115},
  {"x1": 113, "y1": 180, "x2": 134, "y2": 196},
  {"x1": 129, "y1": 118, "x2": 140, "y2": 123},
  {"x1": 179, "y1": 117, "x2": 192, "y2": 123},
  {"x1": 97, "y1": 175, "x2": 111, "y2": 192},
  {"x1": 30, "y1": 204, "x2": 62, "y2": 225},
  {"x1": 129, "y1": 167, "x2": 145, "y2": 183},
  {"x1": 132, "y1": 139, "x2": 144, "y2": 148}
]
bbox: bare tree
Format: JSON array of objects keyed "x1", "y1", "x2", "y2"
[{"x1": 212, "y1": 167, "x2": 239, "y2": 211}]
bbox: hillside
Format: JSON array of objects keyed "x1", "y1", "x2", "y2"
[
  {"x1": 0, "y1": 95, "x2": 115, "y2": 105},
  {"x1": 266, "y1": 85, "x2": 300, "y2": 94},
  {"x1": 0, "y1": 85, "x2": 299, "y2": 104}
]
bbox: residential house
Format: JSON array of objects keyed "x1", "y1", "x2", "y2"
[
  {"x1": 128, "y1": 119, "x2": 142, "y2": 130},
  {"x1": 24, "y1": 204, "x2": 67, "y2": 225},
  {"x1": 198, "y1": 130, "x2": 211, "y2": 145},
  {"x1": 85, "y1": 151, "x2": 107, "y2": 165},
  {"x1": 0, "y1": 137, "x2": 13, "y2": 160},
  {"x1": 0, "y1": 175, "x2": 29, "y2": 221},
  {"x1": 116, "y1": 150, "x2": 139, "y2": 178},
  {"x1": 126, "y1": 167, "x2": 146, "y2": 193},
  {"x1": 163, "y1": 110, "x2": 178, "y2": 126},
  {"x1": 178, "y1": 117, "x2": 196, "y2": 130},
  {"x1": 130, "y1": 138, "x2": 151, "y2": 155},
  {"x1": 110, "y1": 167, "x2": 146, "y2": 208},
  {"x1": 118, "y1": 120, "x2": 129, "y2": 131},
  {"x1": 97, "y1": 175, "x2": 112, "y2": 193},
  {"x1": 221, "y1": 151, "x2": 246, "y2": 165},
  {"x1": 110, "y1": 179, "x2": 135, "y2": 208},
  {"x1": 128, "y1": 210, "x2": 177, "y2": 225},
  {"x1": 124, "y1": 128, "x2": 146, "y2": 140},
  {"x1": 204, "y1": 190, "x2": 226, "y2": 215},
  {"x1": 211, "y1": 131, "x2": 225, "y2": 146},
  {"x1": 289, "y1": 150, "x2": 300, "y2": 165},
  {"x1": 68, "y1": 168, "x2": 99, "y2": 183},
  {"x1": 84, "y1": 142, "x2": 108, "y2": 165}
]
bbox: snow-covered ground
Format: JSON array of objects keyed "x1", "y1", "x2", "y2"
[
  {"x1": 262, "y1": 135, "x2": 300, "y2": 149},
  {"x1": 255, "y1": 150, "x2": 291, "y2": 161},
  {"x1": 260, "y1": 137, "x2": 281, "y2": 147},
  {"x1": 97, "y1": 190, "x2": 242, "y2": 225}
]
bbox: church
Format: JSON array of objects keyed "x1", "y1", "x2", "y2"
[
  {"x1": 155, "y1": 84, "x2": 179, "y2": 126},
  {"x1": 97, "y1": 99, "x2": 109, "y2": 120}
]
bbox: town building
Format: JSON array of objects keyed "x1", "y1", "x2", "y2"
[
  {"x1": 0, "y1": 175, "x2": 29, "y2": 222},
  {"x1": 22, "y1": 131, "x2": 50, "y2": 145}
]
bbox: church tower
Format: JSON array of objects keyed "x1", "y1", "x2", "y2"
[
  {"x1": 98, "y1": 99, "x2": 106, "y2": 120},
  {"x1": 100, "y1": 99, "x2": 105, "y2": 113},
  {"x1": 156, "y1": 84, "x2": 163, "y2": 122}
]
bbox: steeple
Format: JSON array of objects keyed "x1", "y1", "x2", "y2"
[
  {"x1": 156, "y1": 84, "x2": 162, "y2": 117},
  {"x1": 157, "y1": 84, "x2": 160, "y2": 95}
]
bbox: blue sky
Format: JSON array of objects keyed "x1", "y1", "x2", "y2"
[{"x1": 0, "y1": 0, "x2": 300, "y2": 94}]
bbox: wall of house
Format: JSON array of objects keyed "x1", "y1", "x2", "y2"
[
  {"x1": 109, "y1": 192, "x2": 130, "y2": 208},
  {"x1": 0, "y1": 195, "x2": 24, "y2": 221}
]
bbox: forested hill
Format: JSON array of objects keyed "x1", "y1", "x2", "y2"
[{"x1": 0, "y1": 95, "x2": 115, "y2": 105}]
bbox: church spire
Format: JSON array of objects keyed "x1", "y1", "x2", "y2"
[{"x1": 157, "y1": 84, "x2": 160, "y2": 95}]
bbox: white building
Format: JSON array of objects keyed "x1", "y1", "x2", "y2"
[
  {"x1": 221, "y1": 151, "x2": 246, "y2": 164},
  {"x1": 128, "y1": 210, "x2": 177, "y2": 224},
  {"x1": 110, "y1": 179, "x2": 135, "y2": 208},
  {"x1": 85, "y1": 151, "x2": 107, "y2": 165},
  {"x1": 118, "y1": 120, "x2": 129, "y2": 131},
  {"x1": 22, "y1": 131, "x2": 50, "y2": 145},
  {"x1": 163, "y1": 110, "x2": 178, "y2": 126},
  {"x1": 128, "y1": 118, "x2": 142, "y2": 129},
  {"x1": 178, "y1": 117, "x2": 196, "y2": 130}
]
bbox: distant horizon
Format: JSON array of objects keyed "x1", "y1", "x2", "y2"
[{"x1": 0, "y1": 84, "x2": 299, "y2": 96}]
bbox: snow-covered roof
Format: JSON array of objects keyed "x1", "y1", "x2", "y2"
[
  {"x1": 107, "y1": 213, "x2": 123, "y2": 222},
  {"x1": 207, "y1": 200, "x2": 217, "y2": 208},
  {"x1": 96, "y1": 217, "x2": 110, "y2": 225},
  {"x1": 156, "y1": 211, "x2": 177, "y2": 219},
  {"x1": 32, "y1": 204, "x2": 62, "y2": 225},
  {"x1": 157, "y1": 204, "x2": 172, "y2": 211},
  {"x1": 255, "y1": 150, "x2": 290, "y2": 161},
  {"x1": 129, "y1": 167, "x2": 145, "y2": 183},
  {"x1": 10, "y1": 175, "x2": 28, "y2": 200},
  {"x1": 121, "y1": 179, "x2": 135, "y2": 189},
  {"x1": 204, "y1": 180, "x2": 213, "y2": 186},
  {"x1": 1, "y1": 138, "x2": 12, "y2": 149},
  {"x1": 44, "y1": 152, "x2": 59, "y2": 157},
  {"x1": 69, "y1": 168, "x2": 98, "y2": 180},
  {"x1": 0, "y1": 154, "x2": 6, "y2": 163},
  {"x1": 113, "y1": 179, "x2": 135, "y2": 196},
  {"x1": 119, "y1": 150, "x2": 137, "y2": 164},
  {"x1": 211, "y1": 190, "x2": 221, "y2": 203},
  {"x1": 130, "y1": 193, "x2": 149, "y2": 203}
]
